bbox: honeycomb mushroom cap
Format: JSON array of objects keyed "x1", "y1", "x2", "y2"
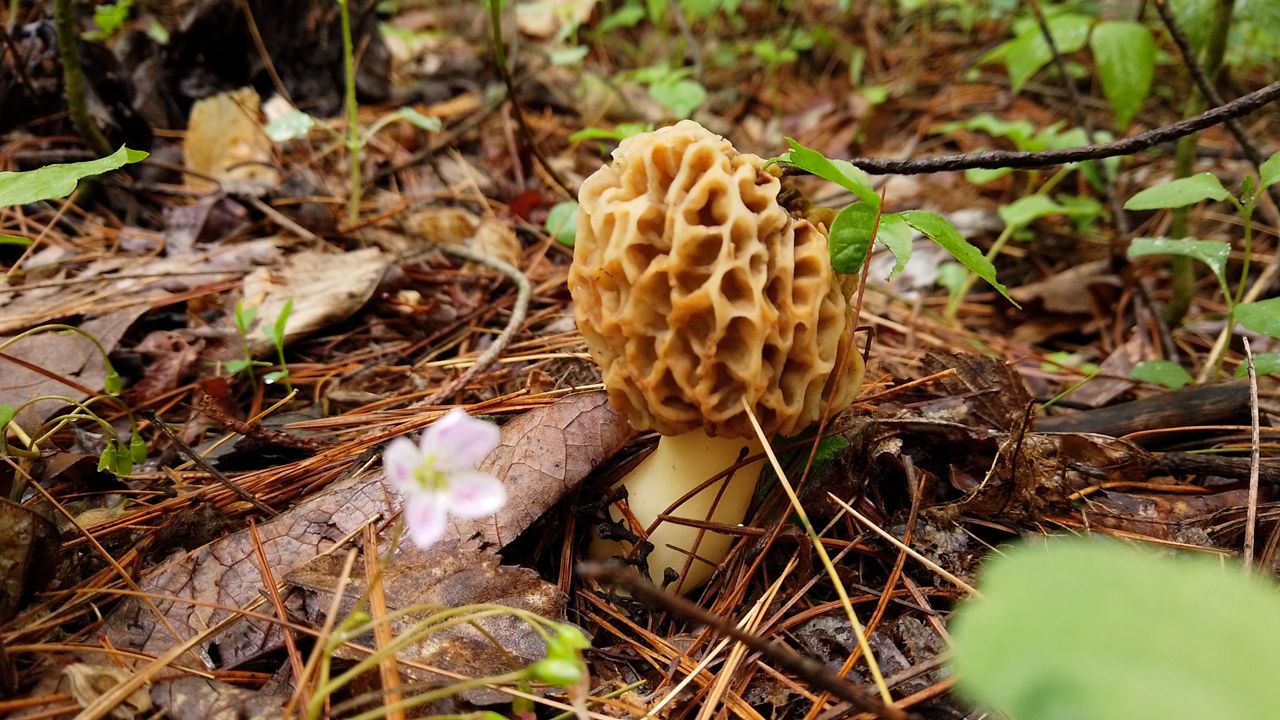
[{"x1": 569, "y1": 120, "x2": 860, "y2": 438}]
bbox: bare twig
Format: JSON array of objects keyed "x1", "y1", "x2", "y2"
[
  {"x1": 142, "y1": 411, "x2": 280, "y2": 516},
  {"x1": 577, "y1": 560, "x2": 911, "y2": 720},
  {"x1": 824, "y1": 79, "x2": 1280, "y2": 175},
  {"x1": 1242, "y1": 337, "x2": 1261, "y2": 571},
  {"x1": 421, "y1": 243, "x2": 531, "y2": 405}
]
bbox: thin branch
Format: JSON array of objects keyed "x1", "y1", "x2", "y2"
[
  {"x1": 1242, "y1": 337, "x2": 1261, "y2": 571},
  {"x1": 577, "y1": 560, "x2": 912, "y2": 720},
  {"x1": 829, "y1": 79, "x2": 1280, "y2": 175}
]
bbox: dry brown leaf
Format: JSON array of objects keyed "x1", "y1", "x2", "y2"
[
  {"x1": 287, "y1": 544, "x2": 567, "y2": 705},
  {"x1": 0, "y1": 307, "x2": 146, "y2": 433},
  {"x1": 101, "y1": 392, "x2": 632, "y2": 668},
  {"x1": 240, "y1": 247, "x2": 391, "y2": 356},
  {"x1": 150, "y1": 677, "x2": 282, "y2": 720},
  {"x1": 64, "y1": 663, "x2": 152, "y2": 719},
  {"x1": 0, "y1": 498, "x2": 59, "y2": 623},
  {"x1": 183, "y1": 87, "x2": 280, "y2": 195}
]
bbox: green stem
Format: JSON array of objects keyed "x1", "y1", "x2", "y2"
[
  {"x1": 337, "y1": 0, "x2": 361, "y2": 225},
  {"x1": 53, "y1": 0, "x2": 113, "y2": 156},
  {"x1": 1165, "y1": 0, "x2": 1236, "y2": 327}
]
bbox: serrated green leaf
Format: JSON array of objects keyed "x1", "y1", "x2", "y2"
[
  {"x1": 876, "y1": 213, "x2": 913, "y2": 280},
  {"x1": 1236, "y1": 297, "x2": 1280, "y2": 339},
  {"x1": 898, "y1": 210, "x2": 1018, "y2": 306},
  {"x1": 1127, "y1": 237, "x2": 1229, "y2": 286},
  {"x1": 1130, "y1": 360, "x2": 1193, "y2": 389},
  {"x1": 1091, "y1": 21, "x2": 1155, "y2": 128},
  {"x1": 783, "y1": 138, "x2": 879, "y2": 207},
  {"x1": 546, "y1": 200, "x2": 579, "y2": 247},
  {"x1": 999, "y1": 195, "x2": 1068, "y2": 228},
  {"x1": 952, "y1": 538, "x2": 1280, "y2": 720},
  {"x1": 0, "y1": 146, "x2": 148, "y2": 207},
  {"x1": 1260, "y1": 152, "x2": 1280, "y2": 190},
  {"x1": 828, "y1": 203, "x2": 879, "y2": 274},
  {"x1": 1124, "y1": 173, "x2": 1232, "y2": 210},
  {"x1": 1236, "y1": 352, "x2": 1280, "y2": 377}
]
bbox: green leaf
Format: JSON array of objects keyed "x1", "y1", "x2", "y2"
[
  {"x1": 951, "y1": 538, "x2": 1280, "y2": 720},
  {"x1": 1236, "y1": 297, "x2": 1280, "y2": 339},
  {"x1": 234, "y1": 301, "x2": 257, "y2": 338},
  {"x1": 648, "y1": 78, "x2": 706, "y2": 119},
  {"x1": 898, "y1": 210, "x2": 1018, "y2": 306},
  {"x1": 1236, "y1": 352, "x2": 1280, "y2": 377},
  {"x1": 265, "y1": 109, "x2": 316, "y2": 142},
  {"x1": 0, "y1": 235, "x2": 32, "y2": 246},
  {"x1": 546, "y1": 200, "x2": 579, "y2": 247},
  {"x1": 549, "y1": 45, "x2": 590, "y2": 66},
  {"x1": 782, "y1": 138, "x2": 879, "y2": 207},
  {"x1": 0, "y1": 403, "x2": 14, "y2": 429},
  {"x1": 224, "y1": 358, "x2": 254, "y2": 375},
  {"x1": 964, "y1": 167, "x2": 1012, "y2": 185},
  {"x1": 1124, "y1": 173, "x2": 1232, "y2": 210},
  {"x1": 570, "y1": 123, "x2": 650, "y2": 144},
  {"x1": 1127, "y1": 237, "x2": 1229, "y2": 287},
  {"x1": 1090, "y1": 21, "x2": 1156, "y2": 128},
  {"x1": 598, "y1": 4, "x2": 645, "y2": 32},
  {"x1": 876, "y1": 213, "x2": 913, "y2": 281},
  {"x1": 271, "y1": 298, "x2": 293, "y2": 348},
  {"x1": 987, "y1": 14, "x2": 1093, "y2": 93},
  {"x1": 263, "y1": 369, "x2": 290, "y2": 385},
  {"x1": 827, "y1": 203, "x2": 879, "y2": 274},
  {"x1": 1260, "y1": 152, "x2": 1280, "y2": 190},
  {"x1": 129, "y1": 433, "x2": 148, "y2": 464},
  {"x1": 1130, "y1": 360, "x2": 1193, "y2": 389},
  {"x1": 998, "y1": 195, "x2": 1068, "y2": 228},
  {"x1": 396, "y1": 107, "x2": 442, "y2": 132},
  {"x1": 936, "y1": 261, "x2": 967, "y2": 297},
  {"x1": 0, "y1": 146, "x2": 148, "y2": 207}
]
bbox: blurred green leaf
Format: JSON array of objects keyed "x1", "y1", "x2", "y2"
[
  {"x1": 1125, "y1": 173, "x2": 1232, "y2": 210},
  {"x1": 0, "y1": 235, "x2": 32, "y2": 246},
  {"x1": 1130, "y1": 360, "x2": 1193, "y2": 389},
  {"x1": 397, "y1": 107, "x2": 442, "y2": 132},
  {"x1": 1260, "y1": 152, "x2": 1280, "y2": 190},
  {"x1": 265, "y1": 109, "x2": 316, "y2": 142},
  {"x1": 1236, "y1": 297, "x2": 1280, "y2": 339},
  {"x1": 103, "y1": 369, "x2": 123, "y2": 396},
  {"x1": 0, "y1": 403, "x2": 14, "y2": 429},
  {"x1": 271, "y1": 299, "x2": 294, "y2": 348},
  {"x1": 546, "y1": 200, "x2": 579, "y2": 247},
  {"x1": 1090, "y1": 21, "x2": 1155, "y2": 128},
  {"x1": 648, "y1": 78, "x2": 706, "y2": 118},
  {"x1": 952, "y1": 538, "x2": 1280, "y2": 720},
  {"x1": 129, "y1": 433, "x2": 147, "y2": 464},
  {"x1": 0, "y1": 147, "x2": 148, "y2": 207},
  {"x1": 1236, "y1": 352, "x2": 1280, "y2": 377},
  {"x1": 876, "y1": 213, "x2": 913, "y2": 280}
]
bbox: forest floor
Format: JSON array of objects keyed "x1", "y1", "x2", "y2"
[{"x1": 1, "y1": 1, "x2": 1279, "y2": 718}]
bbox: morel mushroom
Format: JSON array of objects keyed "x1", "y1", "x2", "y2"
[{"x1": 570, "y1": 120, "x2": 864, "y2": 593}]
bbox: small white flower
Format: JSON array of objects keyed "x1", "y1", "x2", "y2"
[{"x1": 383, "y1": 408, "x2": 505, "y2": 548}]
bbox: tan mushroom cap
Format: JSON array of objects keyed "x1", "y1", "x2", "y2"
[{"x1": 570, "y1": 120, "x2": 862, "y2": 438}]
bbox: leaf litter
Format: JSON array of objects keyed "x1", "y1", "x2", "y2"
[{"x1": 0, "y1": 1, "x2": 1277, "y2": 718}]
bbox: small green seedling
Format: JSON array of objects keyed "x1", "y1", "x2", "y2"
[{"x1": 225, "y1": 299, "x2": 294, "y2": 392}]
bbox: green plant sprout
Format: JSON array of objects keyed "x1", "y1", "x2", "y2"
[
  {"x1": 0, "y1": 326, "x2": 144, "y2": 494},
  {"x1": 1122, "y1": 153, "x2": 1280, "y2": 381},
  {"x1": 224, "y1": 298, "x2": 294, "y2": 391},
  {"x1": 951, "y1": 537, "x2": 1280, "y2": 720}
]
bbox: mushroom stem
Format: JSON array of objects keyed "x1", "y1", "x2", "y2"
[{"x1": 590, "y1": 430, "x2": 764, "y2": 594}]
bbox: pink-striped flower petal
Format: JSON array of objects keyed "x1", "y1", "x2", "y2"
[
  {"x1": 404, "y1": 493, "x2": 449, "y2": 548},
  {"x1": 419, "y1": 408, "x2": 500, "y2": 471},
  {"x1": 445, "y1": 471, "x2": 507, "y2": 518},
  {"x1": 383, "y1": 437, "x2": 422, "y2": 490}
]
